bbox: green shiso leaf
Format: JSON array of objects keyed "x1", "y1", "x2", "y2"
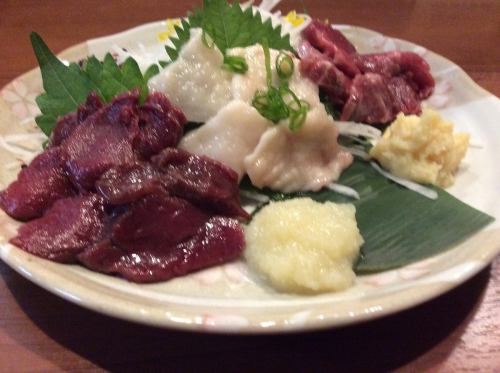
[
  {"x1": 240, "y1": 159, "x2": 494, "y2": 273},
  {"x1": 167, "y1": 0, "x2": 293, "y2": 62},
  {"x1": 30, "y1": 32, "x2": 159, "y2": 136},
  {"x1": 166, "y1": 19, "x2": 193, "y2": 62}
]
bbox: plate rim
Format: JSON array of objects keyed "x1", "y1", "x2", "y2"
[{"x1": 1, "y1": 19, "x2": 499, "y2": 334}]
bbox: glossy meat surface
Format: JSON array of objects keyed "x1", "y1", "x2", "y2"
[
  {"x1": 95, "y1": 163, "x2": 161, "y2": 205},
  {"x1": 300, "y1": 20, "x2": 435, "y2": 124},
  {"x1": 111, "y1": 190, "x2": 210, "y2": 252},
  {"x1": 10, "y1": 194, "x2": 107, "y2": 263},
  {"x1": 1, "y1": 90, "x2": 247, "y2": 283},
  {"x1": 78, "y1": 216, "x2": 245, "y2": 283},
  {"x1": 153, "y1": 148, "x2": 249, "y2": 220},
  {"x1": 51, "y1": 92, "x2": 104, "y2": 147},
  {"x1": 0, "y1": 147, "x2": 74, "y2": 220},
  {"x1": 134, "y1": 92, "x2": 186, "y2": 160}
]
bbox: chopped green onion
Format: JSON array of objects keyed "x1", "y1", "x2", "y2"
[
  {"x1": 289, "y1": 106, "x2": 308, "y2": 132},
  {"x1": 222, "y1": 55, "x2": 248, "y2": 74},
  {"x1": 252, "y1": 88, "x2": 289, "y2": 123},
  {"x1": 251, "y1": 40, "x2": 310, "y2": 131},
  {"x1": 262, "y1": 38, "x2": 273, "y2": 87},
  {"x1": 276, "y1": 51, "x2": 294, "y2": 80}
]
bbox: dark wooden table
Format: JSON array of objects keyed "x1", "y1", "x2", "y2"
[{"x1": 1, "y1": 1, "x2": 499, "y2": 371}]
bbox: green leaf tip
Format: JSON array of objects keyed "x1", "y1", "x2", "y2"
[
  {"x1": 30, "y1": 33, "x2": 160, "y2": 137},
  {"x1": 165, "y1": 0, "x2": 294, "y2": 64}
]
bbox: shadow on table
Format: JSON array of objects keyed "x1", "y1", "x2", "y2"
[{"x1": 1, "y1": 262, "x2": 491, "y2": 372}]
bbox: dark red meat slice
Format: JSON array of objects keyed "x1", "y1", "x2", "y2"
[
  {"x1": 299, "y1": 41, "x2": 352, "y2": 105},
  {"x1": 95, "y1": 163, "x2": 161, "y2": 205},
  {"x1": 152, "y1": 148, "x2": 249, "y2": 220},
  {"x1": 300, "y1": 20, "x2": 436, "y2": 124},
  {"x1": 62, "y1": 91, "x2": 139, "y2": 190},
  {"x1": 10, "y1": 194, "x2": 107, "y2": 263},
  {"x1": 111, "y1": 190, "x2": 210, "y2": 252},
  {"x1": 302, "y1": 20, "x2": 357, "y2": 55},
  {"x1": 354, "y1": 52, "x2": 435, "y2": 99},
  {"x1": 77, "y1": 92, "x2": 104, "y2": 122},
  {"x1": 341, "y1": 73, "x2": 422, "y2": 124},
  {"x1": 302, "y1": 20, "x2": 359, "y2": 77},
  {"x1": 134, "y1": 92, "x2": 186, "y2": 160},
  {"x1": 387, "y1": 76, "x2": 421, "y2": 115},
  {"x1": 51, "y1": 92, "x2": 104, "y2": 146},
  {"x1": 78, "y1": 216, "x2": 245, "y2": 283},
  {"x1": 341, "y1": 73, "x2": 394, "y2": 124},
  {"x1": 0, "y1": 147, "x2": 74, "y2": 221}
]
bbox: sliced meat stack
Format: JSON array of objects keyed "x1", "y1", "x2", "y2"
[
  {"x1": 0, "y1": 91, "x2": 246, "y2": 283},
  {"x1": 299, "y1": 20, "x2": 435, "y2": 124}
]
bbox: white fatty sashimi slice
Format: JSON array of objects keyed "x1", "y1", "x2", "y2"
[
  {"x1": 148, "y1": 28, "x2": 232, "y2": 123},
  {"x1": 228, "y1": 45, "x2": 320, "y2": 107},
  {"x1": 179, "y1": 100, "x2": 271, "y2": 178},
  {"x1": 244, "y1": 106, "x2": 353, "y2": 192}
]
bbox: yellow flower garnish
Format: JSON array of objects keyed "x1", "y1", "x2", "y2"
[
  {"x1": 157, "y1": 18, "x2": 182, "y2": 42},
  {"x1": 283, "y1": 11, "x2": 305, "y2": 27}
]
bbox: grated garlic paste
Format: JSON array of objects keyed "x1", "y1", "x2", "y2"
[
  {"x1": 244, "y1": 198, "x2": 363, "y2": 294},
  {"x1": 370, "y1": 109, "x2": 469, "y2": 187}
]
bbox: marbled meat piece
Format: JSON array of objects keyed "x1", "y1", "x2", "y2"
[
  {"x1": 302, "y1": 20, "x2": 359, "y2": 77},
  {"x1": 153, "y1": 148, "x2": 249, "y2": 220},
  {"x1": 111, "y1": 190, "x2": 210, "y2": 252},
  {"x1": 78, "y1": 216, "x2": 245, "y2": 283},
  {"x1": 0, "y1": 147, "x2": 74, "y2": 221},
  {"x1": 134, "y1": 92, "x2": 186, "y2": 160},
  {"x1": 354, "y1": 52, "x2": 435, "y2": 99},
  {"x1": 10, "y1": 194, "x2": 107, "y2": 263},
  {"x1": 299, "y1": 20, "x2": 435, "y2": 124},
  {"x1": 341, "y1": 73, "x2": 421, "y2": 124},
  {"x1": 62, "y1": 91, "x2": 139, "y2": 190},
  {"x1": 298, "y1": 41, "x2": 351, "y2": 105},
  {"x1": 51, "y1": 92, "x2": 104, "y2": 146},
  {"x1": 95, "y1": 163, "x2": 161, "y2": 205}
]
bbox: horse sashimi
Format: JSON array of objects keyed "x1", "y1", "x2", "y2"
[
  {"x1": 51, "y1": 92, "x2": 104, "y2": 147},
  {"x1": 1, "y1": 90, "x2": 247, "y2": 283},
  {"x1": 10, "y1": 194, "x2": 107, "y2": 263},
  {"x1": 134, "y1": 92, "x2": 186, "y2": 160},
  {"x1": 62, "y1": 91, "x2": 140, "y2": 190},
  {"x1": 78, "y1": 216, "x2": 245, "y2": 283},
  {"x1": 0, "y1": 147, "x2": 74, "y2": 220},
  {"x1": 95, "y1": 163, "x2": 161, "y2": 205},
  {"x1": 300, "y1": 20, "x2": 435, "y2": 124},
  {"x1": 111, "y1": 191, "x2": 210, "y2": 252},
  {"x1": 153, "y1": 148, "x2": 249, "y2": 220}
]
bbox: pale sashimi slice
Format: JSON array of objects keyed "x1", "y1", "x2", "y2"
[
  {"x1": 148, "y1": 28, "x2": 232, "y2": 123},
  {"x1": 244, "y1": 106, "x2": 353, "y2": 192},
  {"x1": 228, "y1": 45, "x2": 320, "y2": 107},
  {"x1": 179, "y1": 100, "x2": 271, "y2": 178}
]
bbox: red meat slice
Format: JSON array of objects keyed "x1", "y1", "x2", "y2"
[
  {"x1": 299, "y1": 20, "x2": 435, "y2": 124},
  {"x1": 341, "y1": 73, "x2": 422, "y2": 124},
  {"x1": 62, "y1": 91, "x2": 139, "y2": 191},
  {"x1": 10, "y1": 194, "x2": 107, "y2": 263},
  {"x1": 111, "y1": 190, "x2": 210, "y2": 252},
  {"x1": 299, "y1": 41, "x2": 352, "y2": 105},
  {"x1": 302, "y1": 20, "x2": 359, "y2": 77},
  {"x1": 152, "y1": 148, "x2": 249, "y2": 220},
  {"x1": 134, "y1": 92, "x2": 186, "y2": 160},
  {"x1": 0, "y1": 147, "x2": 74, "y2": 221},
  {"x1": 354, "y1": 52, "x2": 435, "y2": 99},
  {"x1": 95, "y1": 162, "x2": 161, "y2": 205},
  {"x1": 78, "y1": 216, "x2": 245, "y2": 283},
  {"x1": 51, "y1": 92, "x2": 104, "y2": 146}
]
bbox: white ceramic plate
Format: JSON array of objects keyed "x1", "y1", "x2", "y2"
[{"x1": 1, "y1": 19, "x2": 499, "y2": 333}]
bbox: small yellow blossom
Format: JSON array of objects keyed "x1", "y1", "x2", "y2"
[
  {"x1": 157, "y1": 18, "x2": 182, "y2": 42},
  {"x1": 283, "y1": 11, "x2": 305, "y2": 27}
]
